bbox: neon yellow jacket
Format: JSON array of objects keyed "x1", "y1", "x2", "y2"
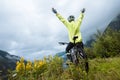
[{"x1": 56, "y1": 13, "x2": 84, "y2": 43}]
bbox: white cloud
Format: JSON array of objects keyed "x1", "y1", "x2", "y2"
[{"x1": 0, "y1": 0, "x2": 120, "y2": 60}]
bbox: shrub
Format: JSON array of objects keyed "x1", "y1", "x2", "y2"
[{"x1": 92, "y1": 28, "x2": 120, "y2": 58}]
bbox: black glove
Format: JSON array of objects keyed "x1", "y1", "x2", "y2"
[
  {"x1": 52, "y1": 8, "x2": 57, "y2": 14},
  {"x1": 81, "y1": 8, "x2": 85, "y2": 13}
]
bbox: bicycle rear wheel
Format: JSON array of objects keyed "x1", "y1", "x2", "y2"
[{"x1": 77, "y1": 49, "x2": 89, "y2": 73}]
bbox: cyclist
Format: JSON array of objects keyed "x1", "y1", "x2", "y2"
[{"x1": 52, "y1": 8, "x2": 85, "y2": 61}]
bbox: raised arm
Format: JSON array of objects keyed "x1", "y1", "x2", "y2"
[
  {"x1": 52, "y1": 8, "x2": 69, "y2": 27},
  {"x1": 76, "y1": 8, "x2": 85, "y2": 26}
]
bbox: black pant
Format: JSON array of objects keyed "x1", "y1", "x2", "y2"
[{"x1": 66, "y1": 42, "x2": 84, "y2": 53}]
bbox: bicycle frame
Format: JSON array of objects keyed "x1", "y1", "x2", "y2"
[
  {"x1": 59, "y1": 36, "x2": 83, "y2": 64},
  {"x1": 69, "y1": 45, "x2": 78, "y2": 64},
  {"x1": 59, "y1": 36, "x2": 89, "y2": 73}
]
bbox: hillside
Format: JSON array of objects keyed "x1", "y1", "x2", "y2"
[
  {"x1": 106, "y1": 14, "x2": 120, "y2": 31},
  {"x1": 0, "y1": 50, "x2": 20, "y2": 80},
  {"x1": 8, "y1": 56, "x2": 120, "y2": 80},
  {"x1": 88, "y1": 57, "x2": 120, "y2": 80}
]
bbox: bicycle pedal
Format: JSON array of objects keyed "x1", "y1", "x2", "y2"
[{"x1": 66, "y1": 53, "x2": 71, "y2": 55}]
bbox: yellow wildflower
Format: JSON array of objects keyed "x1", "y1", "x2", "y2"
[
  {"x1": 38, "y1": 60, "x2": 45, "y2": 68},
  {"x1": 26, "y1": 61, "x2": 32, "y2": 71},
  {"x1": 16, "y1": 57, "x2": 25, "y2": 73}
]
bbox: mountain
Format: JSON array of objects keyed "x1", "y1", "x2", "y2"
[
  {"x1": 0, "y1": 50, "x2": 20, "y2": 80},
  {"x1": 85, "y1": 14, "x2": 120, "y2": 47},
  {"x1": 105, "y1": 14, "x2": 120, "y2": 31},
  {"x1": 55, "y1": 51, "x2": 67, "y2": 62}
]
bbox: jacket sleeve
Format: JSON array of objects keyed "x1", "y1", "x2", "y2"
[
  {"x1": 76, "y1": 13, "x2": 84, "y2": 27},
  {"x1": 56, "y1": 13, "x2": 69, "y2": 28}
]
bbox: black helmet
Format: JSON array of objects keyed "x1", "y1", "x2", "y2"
[{"x1": 67, "y1": 15, "x2": 75, "y2": 22}]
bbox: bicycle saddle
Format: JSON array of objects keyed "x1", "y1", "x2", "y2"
[{"x1": 73, "y1": 36, "x2": 78, "y2": 40}]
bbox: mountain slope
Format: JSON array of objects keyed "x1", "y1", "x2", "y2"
[
  {"x1": 55, "y1": 51, "x2": 67, "y2": 62},
  {"x1": 105, "y1": 14, "x2": 120, "y2": 31},
  {"x1": 0, "y1": 50, "x2": 20, "y2": 80},
  {"x1": 85, "y1": 14, "x2": 120, "y2": 47}
]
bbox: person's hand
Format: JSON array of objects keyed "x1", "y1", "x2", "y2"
[
  {"x1": 52, "y1": 8, "x2": 57, "y2": 14},
  {"x1": 81, "y1": 8, "x2": 85, "y2": 13}
]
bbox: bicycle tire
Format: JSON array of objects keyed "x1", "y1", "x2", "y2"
[{"x1": 77, "y1": 49, "x2": 89, "y2": 73}]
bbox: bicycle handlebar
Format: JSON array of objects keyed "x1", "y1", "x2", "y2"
[{"x1": 58, "y1": 42, "x2": 69, "y2": 45}]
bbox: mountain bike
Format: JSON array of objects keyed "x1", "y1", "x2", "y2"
[{"x1": 59, "y1": 36, "x2": 89, "y2": 72}]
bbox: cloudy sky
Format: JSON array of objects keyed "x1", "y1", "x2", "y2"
[{"x1": 0, "y1": 0, "x2": 120, "y2": 60}]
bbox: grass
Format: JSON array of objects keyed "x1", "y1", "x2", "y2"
[
  {"x1": 88, "y1": 57, "x2": 120, "y2": 80},
  {"x1": 8, "y1": 56, "x2": 120, "y2": 80}
]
